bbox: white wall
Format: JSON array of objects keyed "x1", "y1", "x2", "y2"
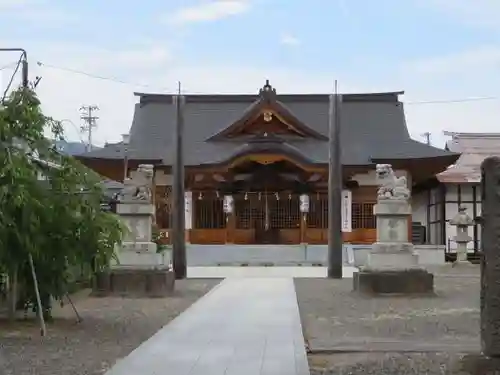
[{"x1": 411, "y1": 191, "x2": 427, "y2": 224}]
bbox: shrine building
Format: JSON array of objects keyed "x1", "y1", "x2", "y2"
[{"x1": 77, "y1": 81, "x2": 459, "y2": 246}]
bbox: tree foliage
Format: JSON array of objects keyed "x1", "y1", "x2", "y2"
[{"x1": 0, "y1": 87, "x2": 125, "y2": 318}]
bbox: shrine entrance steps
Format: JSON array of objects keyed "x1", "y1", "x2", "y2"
[{"x1": 104, "y1": 278, "x2": 310, "y2": 375}]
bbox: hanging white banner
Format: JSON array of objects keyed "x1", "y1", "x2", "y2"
[
  {"x1": 341, "y1": 189, "x2": 352, "y2": 232},
  {"x1": 184, "y1": 191, "x2": 192, "y2": 230}
]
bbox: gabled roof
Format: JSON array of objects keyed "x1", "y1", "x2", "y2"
[
  {"x1": 207, "y1": 81, "x2": 328, "y2": 141},
  {"x1": 77, "y1": 84, "x2": 458, "y2": 169},
  {"x1": 438, "y1": 132, "x2": 500, "y2": 183},
  {"x1": 215, "y1": 132, "x2": 315, "y2": 168}
]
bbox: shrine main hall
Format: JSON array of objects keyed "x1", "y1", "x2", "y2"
[{"x1": 78, "y1": 81, "x2": 458, "y2": 245}]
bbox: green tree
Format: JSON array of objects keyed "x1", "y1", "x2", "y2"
[{"x1": 0, "y1": 87, "x2": 125, "y2": 321}]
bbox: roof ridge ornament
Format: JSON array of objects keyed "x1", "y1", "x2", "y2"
[{"x1": 259, "y1": 79, "x2": 277, "y2": 103}]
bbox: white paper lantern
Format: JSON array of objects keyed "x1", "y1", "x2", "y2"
[
  {"x1": 299, "y1": 194, "x2": 309, "y2": 213},
  {"x1": 223, "y1": 195, "x2": 234, "y2": 214}
]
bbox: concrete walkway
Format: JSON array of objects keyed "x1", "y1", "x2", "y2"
[{"x1": 105, "y1": 278, "x2": 310, "y2": 375}]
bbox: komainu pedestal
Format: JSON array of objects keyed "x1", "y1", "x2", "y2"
[
  {"x1": 93, "y1": 164, "x2": 174, "y2": 297},
  {"x1": 353, "y1": 164, "x2": 434, "y2": 295},
  {"x1": 93, "y1": 267, "x2": 175, "y2": 298}
]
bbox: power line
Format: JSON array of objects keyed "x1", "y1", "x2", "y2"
[
  {"x1": 0, "y1": 61, "x2": 18, "y2": 71},
  {"x1": 59, "y1": 119, "x2": 86, "y2": 144},
  {"x1": 406, "y1": 96, "x2": 499, "y2": 105},
  {"x1": 36, "y1": 61, "x2": 173, "y2": 92},
  {"x1": 36, "y1": 60, "x2": 500, "y2": 106}
]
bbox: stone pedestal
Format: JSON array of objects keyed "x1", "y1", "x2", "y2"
[
  {"x1": 353, "y1": 269, "x2": 434, "y2": 294},
  {"x1": 454, "y1": 231, "x2": 472, "y2": 263},
  {"x1": 112, "y1": 202, "x2": 165, "y2": 267},
  {"x1": 353, "y1": 198, "x2": 434, "y2": 295},
  {"x1": 92, "y1": 199, "x2": 175, "y2": 297},
  {"x1": 93, "y1": 267, "x2": 175, "y2": 297}
]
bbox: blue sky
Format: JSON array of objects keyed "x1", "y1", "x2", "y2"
[{"x1": 1, "y1": 0, "x2": 500, "y2": 146}]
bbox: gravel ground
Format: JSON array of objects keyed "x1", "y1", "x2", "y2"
[
  {"x1": 0, "y1": 278, "x2": 221, "y2": 375},
  {"x1": 308, "y1": 352, "x2": 500, "y2": 375},
  {"x1": 295, "y1": 265, "x2": 484, "y2": 374}
]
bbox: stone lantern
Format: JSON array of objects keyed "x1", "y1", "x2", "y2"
[{"x1": 449, "y1": 206, "x2": 474, "y2": 263}]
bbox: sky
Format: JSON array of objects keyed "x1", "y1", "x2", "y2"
[{"x1": 0, "y1": 0, "x2": 499, "y2": 148}]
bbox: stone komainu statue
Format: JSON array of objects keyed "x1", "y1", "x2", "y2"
[
  {"x1": 375, "y1": 163, "x2": 410, "y2": 201},
  {"x1": 118, "y1": 164, "x2": 154, "y2": 203}
]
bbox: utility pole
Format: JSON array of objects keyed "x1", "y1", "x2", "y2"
[
  {"x1": 422, "y1": 132, "x2": 431, "y2": 145},
  {"x1": 80, "y1": 105, "x2": 99, "y2": 152},
  {"x1": 328, "y1": 81, "x2": 343, "y2": 279},
  {"x1": 0, "y1": 48, "x2": 28, "y2": 102},
  {"x1": 0, "y1": 49, "x2": 27, "y2": 86},
  {"x1": 171, "y1": 83, "x2": 187, "y2": 279}
]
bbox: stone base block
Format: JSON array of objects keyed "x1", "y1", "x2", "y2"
[
  {"x1": 457, "y1": 354, "x2": 500, "y2": 375},
  {"x1": 451, "y1": 260, "x2": 477, "y2": 268},
  {"x1": 120, "y1": 242, "x2": 157, "y2": 253},
  {"x1": 92, "y1": 267, "x2": 175, "y2": 297},
  {"x1": 112, "y1": 251, "x2": 166, "y2": 267},
  {"x1": 366, "y1": 252, "x2": 418, "y2": 270},
  {"x1": 372, "y1": 242, "x2": 414, "y2": 253},
  {"x1": 353, "y1": 269, "x2": 434, "y2": 295}
]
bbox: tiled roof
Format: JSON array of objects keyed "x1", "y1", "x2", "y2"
[
  {"x1": 437, "y1": 132, "x2": 500, "y2": 183},
  {"x1": 78, "y1": 87, "x2": 457, "y2": 167}
]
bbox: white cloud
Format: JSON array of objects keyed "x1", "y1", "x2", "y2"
[
  {"x1": 0, "y1": 0, "x2": 35, "y2": 9},
  {"x1": 337, "y1": 0, "x2": 350, "y2": 19},
  {"x1": 403, "y1": 46, "x2": 500, "y2": 75},
  {"x1": 0, "y1": 0, "x2": 75, "y2": 24},
  {"x1": 34, "y1": 43, "x2": 173, "y2": 71},
  {"x1": 280, "y1": 33, "x2": 300, "y2": 47},
  {"x1": 165, "y1": 0, "x2": 251, "y2": 25},
  {"x1": 0, "y1": 39, "x2": 175, "y2": 146},
  {"x1": 421, "y1": 0, "x2": 500, "y2": 30},
  {"x1": 399, "y1": 45, "x2": 500, "y2": 147},
  {"x1": 1, "y1": 35, "x2": 500, "y2": 153}
]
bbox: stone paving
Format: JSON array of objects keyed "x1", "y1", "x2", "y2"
[{"x1": 104, "y1": 278, "x2": 310, "y2": 375}]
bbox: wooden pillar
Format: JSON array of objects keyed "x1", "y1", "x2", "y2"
[
  {"x1": 152, "y1": 171, "x2": 157, "y2": 225},
  {"x1": 226, "y1": 213, "x2": 235, "y2": 243},
  {"x1": 426, "y1": 188, "x2": 431, "y2": 243},
  {"x1": 440, "y1": 184, "x2": 447, "y2": 246},
  {"x1": 300, "y1": 213, "x2": 307, "y2": 243},
  {"x1": 472, "y1": 185, "x2": 479, "y2": 251}
]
